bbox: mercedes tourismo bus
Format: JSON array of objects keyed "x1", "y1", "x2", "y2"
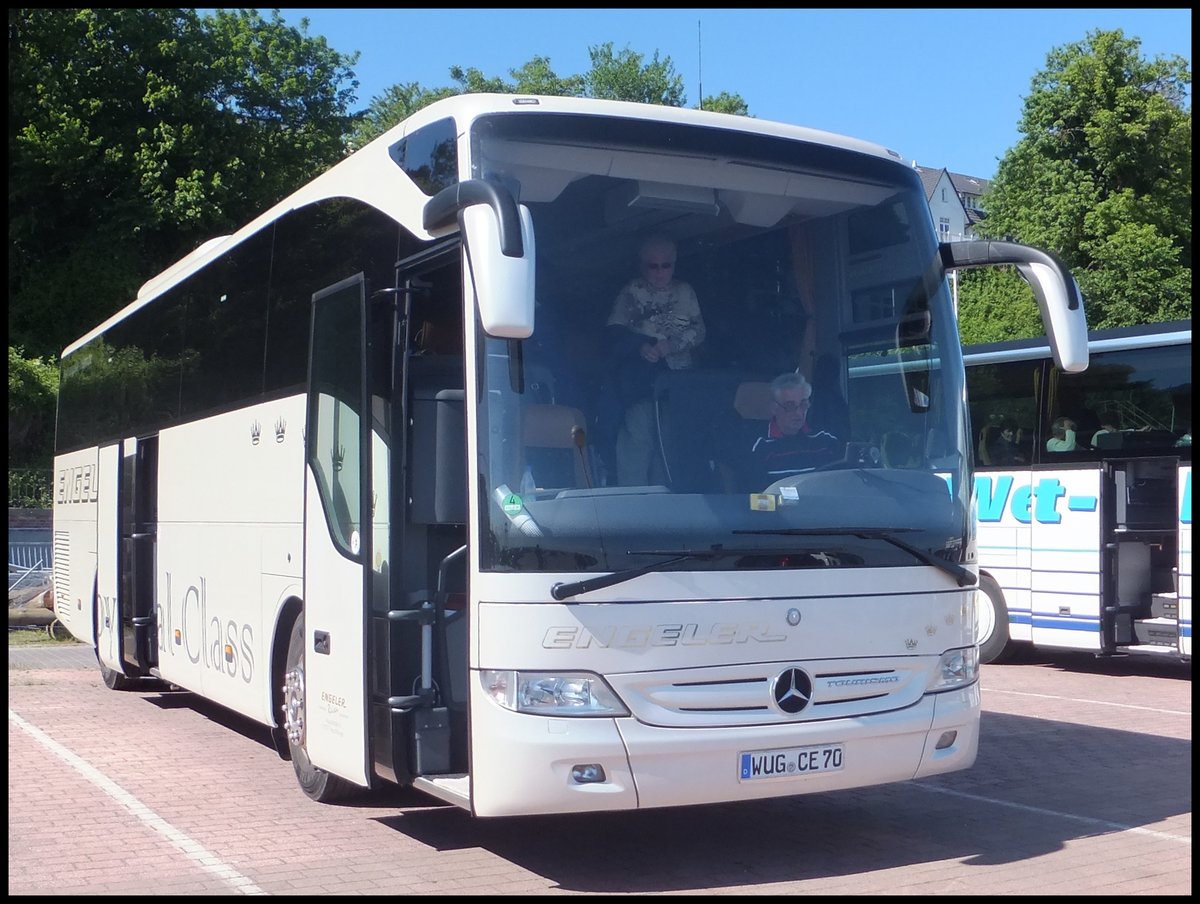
[
  {"x1": 52, "y1": 94, "x2": 1088, "y2": 817},
  {"x1": 966, "y1": 320, "x2": 1191, "y2": 664}
]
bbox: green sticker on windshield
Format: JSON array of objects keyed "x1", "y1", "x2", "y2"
[{"x1": 503, "y1": 493, "x2": 524, "y2": 515}]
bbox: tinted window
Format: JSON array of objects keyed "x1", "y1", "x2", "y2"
[
  {"x1": 966, "y1": 360, "x2": 1040, "y2": 467},
  {"x1": 388, "y1": 117, "x2": 458, "y2": 196},
  {"x1": 266, "y1": 199, "x2": 410, "y2": 394},
  {"x1": 179, "y1": 227, "x2": 272, "y2": 418},
  {"x1": 1052, "y1": 344, "x2": 1191, "y2": 461},
  {"x1": 57, "y1": 199, "x2": 413, "y2": 453}
]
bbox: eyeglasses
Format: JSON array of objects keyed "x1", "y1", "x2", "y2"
[
  {"x1": 643, "y1": 261, "x2": 674, "y2": 270},
  {"x1": 773, "y1": 398, "x2": 811, "y2": 412}
]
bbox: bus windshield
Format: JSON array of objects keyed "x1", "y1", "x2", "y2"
[{"x1": 470, "y1": 111, "x2": 969, "y2": 578}]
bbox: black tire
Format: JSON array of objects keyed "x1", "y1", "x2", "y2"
[
  {"x1": 282, "y1": 614, "x2": 356, "y2": 802},
  {"x1": 977, "y1": 573, "x2": 1015, "y2": 664},
  {"x1": 98, "y1": 654, "x2": 138, "y2": 690},
  {"x1": 96, "y1": 594, "x2": 138, "y2": 690}
]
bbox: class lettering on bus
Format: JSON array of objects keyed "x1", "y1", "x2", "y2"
[
  {"x1": 965, "y1": 320, "x2": 1191, "y2": 665},
  {"x1": 52, "y1": 93, "x2": 1087, "y2": 817}
]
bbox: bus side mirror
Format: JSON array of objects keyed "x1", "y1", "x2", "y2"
[
  {"x1": 940, "y1": 240, "x2": 1089, "y2": 373},
  {"x1": 424, "y1": 179, "x2": 536, "y2": 339},
  {"x1": 462, "y1": 203, "x2": 536, "y2": 338}
]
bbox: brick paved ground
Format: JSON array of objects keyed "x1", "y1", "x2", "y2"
[
  {"x1": 8, "y1": 639, "x2": 94, "y2": 671},
  {"x1": 8, "y1": 640, "x2": 1191, "y2": 895}
]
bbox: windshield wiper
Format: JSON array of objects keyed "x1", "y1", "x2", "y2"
[
  {"x1": 733, "y1": 527, "x2": 977, "y2": 588},
  {"x1": 550, "y1": 544, "x2": 802, "y2": 601}
]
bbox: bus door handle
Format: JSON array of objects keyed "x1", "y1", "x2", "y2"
[
  {"x1": 313, "y1": 630, "x2": 331, "y2": 655},
  {"x1": 387, "y1": 690, "x2": 434, "y2": 712}
]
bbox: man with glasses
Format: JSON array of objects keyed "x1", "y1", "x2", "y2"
[
  {"x1": 596, "y1": 233, "x2": 706, "y2": 485},
  {"x1": 724, "y1": 371, "x2": 842, "y2": 492}
]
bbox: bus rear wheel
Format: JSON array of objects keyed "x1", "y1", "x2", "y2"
[
  {"x1": 977, "y1": 574, "x2": 1015, "y2": 664},
  {"x1": 282, "y1": 615, "x2": 356, "y2": 803}
]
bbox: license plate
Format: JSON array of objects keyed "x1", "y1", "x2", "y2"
[{"x1": 739, "y1": 743, "x2": 844, "y2": 780}]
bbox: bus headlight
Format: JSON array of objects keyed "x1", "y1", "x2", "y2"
[
  {"x1": 929, "y1": 646, "x2": 979, "y2": 692},
  {"x1": 481, "y1": 670, "x2": 630, "y2": 717}
]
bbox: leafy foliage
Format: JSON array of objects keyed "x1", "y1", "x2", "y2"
[
  {"x1": 9, "y1": 8, "x2": 359, "y2": 359},
  {"x1": 8, "y1": 347, "x2": 59, "y2": 468},
  {"x1": 583, "y1": 42, "x2": 686, "y2": 105},
  {"x1": 348, "y1": 42, "x2": 746, "y2": 149},
  {"x1": 961, "y1": 29, "x2": 1191, "y2": 335},
  {"x1": 700, "y1": 92, "x2": 751, "y2": 116},
  {"x1": 954, "y1": 269, "x2": 1041, "y2": 345}
]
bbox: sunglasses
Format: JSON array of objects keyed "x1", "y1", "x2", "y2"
[
  {"x1": 643, "y1": 261, "x2": 674, "y2": 270},
  {"x1": 773, "y1": 398, "x2": 811, "y2": 412}
]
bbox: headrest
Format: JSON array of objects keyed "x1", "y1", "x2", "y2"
[
  {"x1": 733, "y1": 382, "x2": 773, "y2": 420},
  {"x1": 523, "y1": 404, "x2": 586, "y2": 447}
]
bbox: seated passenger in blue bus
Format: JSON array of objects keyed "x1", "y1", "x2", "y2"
[
  {"x1": 1046, "y1": 416, "x2": 1079, "y2": 452},
  {"x1": 988, "y1": 420, "x2": 1025, "y2": 464}
]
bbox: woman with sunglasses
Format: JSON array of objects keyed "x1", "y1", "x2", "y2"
[{"x1": 597, "y1": 233, "x2": 706, "y2": 486}]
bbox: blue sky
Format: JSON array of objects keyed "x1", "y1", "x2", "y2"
[{"x1": 262, "y1": 8, "x2": 1191, "y2": 180}]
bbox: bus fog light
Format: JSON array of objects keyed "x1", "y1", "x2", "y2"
[
  {"x1": 935, "y1": 730, "x2": 958, "y2": 750},
  {"x1": 571, "y1": 763, "x2": 607, "y2": 784}
]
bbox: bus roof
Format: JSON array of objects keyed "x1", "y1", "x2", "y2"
[
  {"x1": 961, "y1": 319, "x2": 1191, "y2": 366},
  {"x1": 63, "y1": 93, "x2": 908, "y2": 358}
]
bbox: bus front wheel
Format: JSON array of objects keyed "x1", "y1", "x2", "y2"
[
  {"x1": 282, "y1": 615, "x2": 356, "y2": 803},
  {"x1": 977, "y1": 574, "x2": 1015, "y2": 664}
]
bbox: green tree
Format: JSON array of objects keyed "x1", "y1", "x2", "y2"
[
  {"x1": 700, "y1": 91, "x2": 750, "y2": 116},
  {"x1": 955, "y1": 269, "x2": 1041, "y2": 345},
  {"x1": 348, "y1": 43, "x2": 748, "y2": 149},
  {"x1": 8, "y1": 8, "x2": 359, "y2": 359},
  {"x1": 8, "y1": 347, "x2": 60, "y2": 469},
  {"x1": 960, "y1": 29, "x2": 1191, "y2": 337},
  {"x1": 346, "y1": 81, "x2": 458, "y2": 151},
  {"x1": 583, "y1": 42, "x2": 685, "y2": 105}
]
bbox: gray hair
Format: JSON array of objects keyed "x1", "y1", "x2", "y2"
[{"x1": 770, "y1": 371, "x2": 811, "y2": 398}]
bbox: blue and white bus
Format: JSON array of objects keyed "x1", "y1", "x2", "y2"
[
  {"x1": 965, "y1": 320, "x2": 1191, "y2": 663},
  {"x1": 53, "y1": 93, "x2": 1088, "y2": 817}
]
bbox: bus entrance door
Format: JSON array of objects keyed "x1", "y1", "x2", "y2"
[
  {"x1": 119, "y1": 435, "x2": 158, "y2": 673},
  {"x1": 301, "y1": 275, "x2": 372, "y2": 787},
  {"x1": 94, "y1": 437, "x2": 158, "y2": 679},
  {"x1": 95, "y1": 442, "x2": 123, "y2": 676},
  {"x1": 1101, "y1": 457, "x2": 1182, "y2": 654}
]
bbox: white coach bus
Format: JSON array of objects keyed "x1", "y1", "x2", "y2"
[
  {"x1": 53, "y1": 93, "x2": 1088, "y2": 817},
  {"x1": 966, "y1": 320, "x2": 1191, "y2": 664}
]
